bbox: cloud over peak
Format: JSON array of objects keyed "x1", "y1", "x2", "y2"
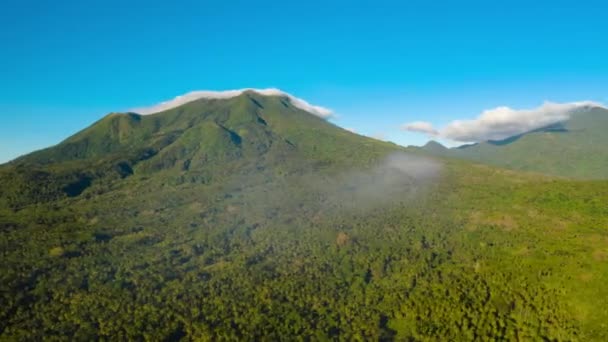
[
  {"x1": 132, "y1": 88, "x2": 333, "y2": 119},
  {"x1": 402, "y1": 101, "x2": 604, "y2": 143}
]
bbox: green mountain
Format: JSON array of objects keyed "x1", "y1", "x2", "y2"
[
  {"x1": 421, "y1": 107, "x2": 608, "y2": 179},
  {"x1": 1, "y1": 91, "x2": 397, "y2": 209},
  {"x1": 420, "y1": 140, "x2": 449, "y2": 154},
  {"x1": 2, "y1": 92, "x2": 608, "y2": 340}
]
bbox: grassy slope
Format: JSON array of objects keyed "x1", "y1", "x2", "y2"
[{"x1": 1, "y1": 96, "x2": 607, "y2": 340}]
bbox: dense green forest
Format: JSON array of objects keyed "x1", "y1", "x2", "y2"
[{"x1": 1, "y1": 93, "x2": 607, "y2": 340}]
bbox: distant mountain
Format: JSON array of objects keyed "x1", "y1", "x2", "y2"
[
  {"x1": 420, "y1": 140, "x2": 449, "y2": 154},
  {"x1": 420, "y1": 106, "x2": 608, "y2": 179}
]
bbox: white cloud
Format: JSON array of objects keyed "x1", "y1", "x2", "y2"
[
  {"x1": 131, "y1": 88, "x2": 333, "y2": 119},
  {"x1": 344, "y1": 127, "x2": 357, "y2": 133},
  {"x1": 403, "y1": 101, "x2": 604, "y2": 143},
  {"x1": 401, "y1": 121, "x2": 439, "y2": 136}
]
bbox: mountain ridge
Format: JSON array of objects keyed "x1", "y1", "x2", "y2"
[
  {"x1": 131, "y1": 88, "x2": 334, "y2": 118},
  {"x1": 418, "y1": 106, "x2": 608, "y2": 179}
]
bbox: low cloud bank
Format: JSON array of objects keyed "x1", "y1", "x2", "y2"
[
  {"x1": 131, "y1": 88, "x2": 333, "y2": 119},
  {"x1": 402, "y1": 101, "x2": 604, "y2": 142},
  {"x1": 221, "y1": 152, "x2": 443, "y2": 220},
  {"x1": 320, "y1": 152, "x2": 443, "y2": 211}
]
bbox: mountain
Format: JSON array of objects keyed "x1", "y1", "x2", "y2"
[
  {"x1": 2, "y1": 91, "x2": 608, "y2": 340},
  {"x1": 420, "y1": 106, "x2": 608, "y2": 179},
  {"x1": 420, "y1": 140, "x2": 449, "y2": 154},
  {"x1": 1, "y1": 91, "x2": 397, "y2": 209}
]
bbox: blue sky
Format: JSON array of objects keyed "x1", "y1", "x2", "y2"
[{"x1": 1, "y1": 0, "x2": 607, "y2": 162}]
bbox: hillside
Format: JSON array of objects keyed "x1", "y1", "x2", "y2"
[
  {"x1": 421, "y1": 107, "x2": 608, "y2": 179},
  {"x1": 1, "y1": 93, "x2": 608, "y2": 340}
]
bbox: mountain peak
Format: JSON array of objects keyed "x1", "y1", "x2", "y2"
[
  {"x1": 131, "y1": 88, "x2": 333, "y2": 119},
  {"x1": 423, "y1": 140, "x2": 446, "y2": 149},
  {"x1": 420, "y1": 140, "x2": 448, "y2": 154}
]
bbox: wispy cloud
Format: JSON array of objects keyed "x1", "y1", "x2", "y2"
[
  {"x1": 401, "y1": 121, "x2": 438, "y2": 136},
  {"x1": 402, "y1": 101, "x2": 604, "y2": 142},
  {"x1": 131, "y1": 88, "x2": 333, "y2": 119}
]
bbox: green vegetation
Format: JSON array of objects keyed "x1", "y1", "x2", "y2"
[
  {"x1": 420, "y1": 107, "x2": 608, "y2": 179},
  {"x1": 1, "y1": 93, "x2": 607, "y2": 340}
]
